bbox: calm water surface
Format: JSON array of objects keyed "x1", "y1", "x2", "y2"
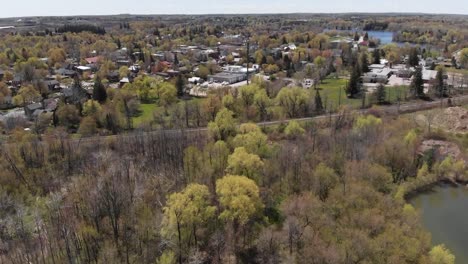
[{"x1": 411, "y1": 185, "x2": 468, "y2": 264}]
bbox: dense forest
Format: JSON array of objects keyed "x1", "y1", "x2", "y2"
[
  {"x1": 0, "y1": 107, "x2": 464, "y2": 263},
  {"x1": 56, "y1": 24, "x2": 106, "y2": 35}
]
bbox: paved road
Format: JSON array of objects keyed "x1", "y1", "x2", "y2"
[{"x1": 5, "y1": 95, "x2": 468, "y2": 147}]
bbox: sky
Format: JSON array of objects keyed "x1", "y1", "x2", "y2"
[{"x1": 2, "y1": 0, "x2": 468, "y2": 18}]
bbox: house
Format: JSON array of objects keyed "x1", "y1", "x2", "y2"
[
  {"x1": 188, "y1": 77, "x2": 202, "y2": 84},
  {"x1": 369, "y1": 64, "x2": 386, "y2": 71},
  {"x1": 107, "y1": 71, "x2": 120, "y2": 83},
  {"x1": 85, "y1": 56, "x2": 100, "y2": 64},
  {"x1": 362, "y1": 71, "x2": 389, "y2": 84},
  {"x1": 120, "y1": 77, "x2": 130, "y2": 87},
  {"x1": 302, "y1": 79, "x2": 314, "y2": 89},
  {"x1": 396, "y1": 68, "x2": 413, "y2": 78},
  {"x1": 44, "y1": 80, "x2": 60, "y2": 91},
  {"x1": 76, "y1": 66, "x2": 92, "y2": 73},
  {"x1": 422, "y1": 69, "x2": 438, "y2": 83},
  {"x1": 208, "y1": 72, "x2": 246, "y2": 84},
  {"x1": 24, "y1": 102, "x2": 43, "y2": 120},
  {"x1": 56, "y1": 68, "x2": 77, "y2": 78},
  {"x1": 43, "y1": 98, "x2": 58, "y2": 112}
]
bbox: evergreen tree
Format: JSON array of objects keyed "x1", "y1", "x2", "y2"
[
  {"x1": 373, "y1": 49, "x2": 381, "y2": 64},
  {"x1": 435, "y1": 66, "x2": 446, "y2": 98},
  {"x1": 92, "y1": 77, "x2": 107, "y2": 103},
  {"x1": 315, "y1": 89, "x2": 324, "y2": 114},
  {"x1": 360, "y1": 52, "x2": 369, "y2": 73},
  {"x1": 411, "y1": 67, "x2": 425, "y2": 98},
  {"x1": 376, "y1": 83, "x2": 386, "y2": 104},
  {"x1": 354, "y1": 32, "x2": 360, "y2": 41},
  {"x1": 364, "y1": 32, "x2": 369, "y2": 41},
  {"x1": 408, "y1": 48, "x2": 420, "y2": 67},
  {"x1": 176, "y1": 75, "x2": 185, "y2": 97},
  {"x1": 347, "y1": 63, "x2": 361, "y2": 98}
]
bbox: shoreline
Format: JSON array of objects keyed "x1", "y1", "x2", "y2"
[{"x1": 404, "y1": 178, "x2": 468, "y2": 201}]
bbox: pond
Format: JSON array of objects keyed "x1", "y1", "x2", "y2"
[
  {"x1": 366, "y1": 31, "x2": 394, "y2": 45},
  {"x1": 411, "y1": 185, "x2": 468, "y2": 264}
]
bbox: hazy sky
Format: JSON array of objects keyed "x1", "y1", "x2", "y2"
[{"x1": 2, "y1": 0, "x2": 468, "y2": 18}]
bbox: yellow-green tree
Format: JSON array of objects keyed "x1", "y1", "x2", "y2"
[
  {"x1": 429, "y1": 245, "x2": 455, "y2": 264},
  {"x1": 232, "y1": 123, "x2": 269, "y2": 157},
  {"x1": 13, "y1": 85, "x2": 40, "y2": 106},
  {"x1": 216, "y1": 175, "x2": 263, "y2": 226},
  {"x1": 276, "y1": 87, "x2": 308, "y2": 118},
  {"x1": 313, "y1": 163, "x2": 339, "y2": 201},
  {"x1": 284, "y1": 120, "x2": 305, "y2": 139},
  {"x1": 226, "y1": 147, "x2": 264, "y2": 181},
  {"x1": 162, "y1": 184, "x2": 215, "y2": 263},
  {"x1": 208, "y1": 108, "x2": 237, "y2": 141}
]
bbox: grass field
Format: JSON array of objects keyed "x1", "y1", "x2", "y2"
[
  {"x1": 316, "y1": 77, "x2": 411, "y2": 109},
  {"x1": 133, "y1": 103, "x2": 159, "y2": 126},
  {"x1": 316, "y1": 78, "x2": 361, "y2": 108}
]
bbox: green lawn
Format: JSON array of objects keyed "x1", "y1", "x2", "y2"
[
  {"x1": 133, "y1": 103, "x2": 159, "y2": 126},
  {"x1": 385, "y1": 86, "x2": 410, "y2": 103},
  {"x1": 316, "y1": 78, "x2": 361, "y2": 108},
  {"x1": 316, "y1": 78, "x2": 411, "y2": 109}
]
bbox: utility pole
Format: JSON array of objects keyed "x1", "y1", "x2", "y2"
[
  {"x1": 338, "y1": 86, "x2": 342, "y2": 106},
  {"x1": 246, "y1": 37, "x2": 250, "y2": 85}
]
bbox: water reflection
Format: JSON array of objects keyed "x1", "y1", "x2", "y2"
[{"x1": 411, "y1": 185, "x2": 468, "y2": 264}]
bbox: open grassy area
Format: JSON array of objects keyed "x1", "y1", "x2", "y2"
[
  {"x1": 385, "y1": 86, "x2": 410, "y2": 103},
  {"x1": 317, "y1": 78, "x2": 361, "y2": 108},
  {"x1": 133, "y1": 103, "x2": 159, "y2": 126},
  {"x1": 317, "y1": 77, "x2": 411, "y2": 109}
]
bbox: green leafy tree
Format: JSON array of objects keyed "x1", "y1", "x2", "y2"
[
  {"x1": 411, "y1": 67, "x2": 424, "y2": 98},
  {"x1": 232, "y1": 123, "x2": 269, "y2": 157},
  {"x1": 429, "y1": 245, "x2": 455, "y2": 264},
  {"x1": 82, "y1": 100, "x2": 102, "y2": 117},
  {"x1": 254, "y1": 89, "x2": 271, "y2": 121},
  {"x1": 208, "y1": 108, "x2": 237, "y2": 141},
  {"x1": 284, "y1": 120, "x2": 305, "y2": 139},
  {"x1": 313, "y1": 163, "x2": 339, "y2": 201},
  {"x1": 226, "y1": 147, "x2": 264, "y2": 181},
  {"x1": 216, "y1": 175, "x2": 263, "y2": 225},
  {"x1": 360, "y1": 52, "x2": 369, "y2": 73},
  {"x1": 314, "y1": 89, "x2": 324, "y2": 114},
  {"x1": 56, "y1": 104, "x2": 81, "y2": 129},
  {"x1": 408, "y1": 48, "x2": 419, "y2": 67},
  {"x1": 176, "y1": 75, "x2": 185, "y2": 97},
  {"x1": 276, "y1": 87, "x2": 308, "y2": 118},
  {"x1": 92, "y1": 77, "x2": 107, "y2": 103},
  {"x1": 158, "y1": 82, "x2": 177, "y2": 108},
  {"x1": 239, "y1": 84, "x2": 260, "y2": 107},
  {"x1": 78, "y1": 116, "x2": 98, "y2": 136},
  {"x1": 347, "y1": 63, "x2": 361, "y2": 98},
  {"x1": 13, "y1": 85, "x2": 40, "y2": 106},
  {"x1": 162, "y1": 184, "x2": 216, "y2": 263},
  {"x1": 435, "y1": 66, "x2": 446, "y2": 98},
  {"x1": 373, "y1": 49, "x2": 381, "y2": 64},
  {"x1": 375, "y1": 83, "x2": 386, "y2": 104}
]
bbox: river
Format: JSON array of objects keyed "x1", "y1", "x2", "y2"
[{"x1": 411, "y1": 185, "x2": 468, "y2": 264}]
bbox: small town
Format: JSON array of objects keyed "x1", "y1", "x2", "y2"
[{"x1": 1, "y1": 3, "x2": 468, "y2": 264}]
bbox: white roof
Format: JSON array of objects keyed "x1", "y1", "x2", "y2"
[
  {"x1": 188, "y1": 77, "x2": 201, "y2": 83},
  {"x1": 77, "y1": 66, "x2": 91, "y2": 71},
  {"x1": 422, "y1": 69, "x2": 437, "y2": 81}
]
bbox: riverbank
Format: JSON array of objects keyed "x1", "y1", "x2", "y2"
[
  {"x1": 410, "y1": 185, "x2": 468, "y2": 264},
  {"x1": 404, "y1": 179, "x2": 468, "y2": 201}
]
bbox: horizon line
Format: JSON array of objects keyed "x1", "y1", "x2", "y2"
[{"x1": 1, "y1": 11, "x2": 468, "y2": 20}]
